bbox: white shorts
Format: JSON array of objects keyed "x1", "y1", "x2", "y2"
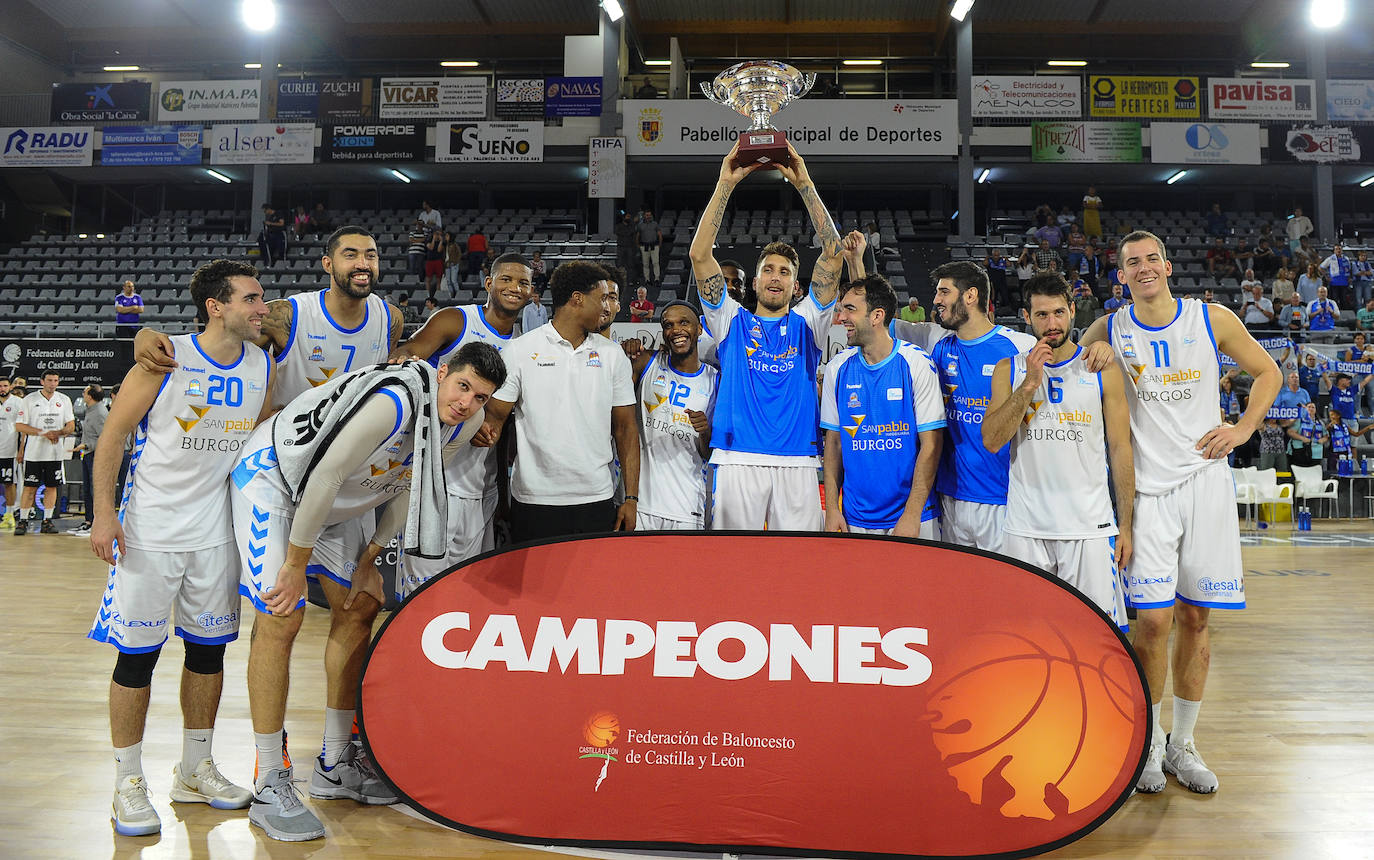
[
  {"x1": 1128, "y1": 464, "x2": 1244, "y2": 610},
  {"x1": 849, "y1": 520, "x2": 938, "y2": 539},
  {"x1": 709, "y1": 463, "x2": 821, "y2": 531},
  {"x1": 233, "y1": 490, "x2": 370, "y2": 615},
  {"x1": 87, "y1": 542, "x2": 241, "y2": 654},
  {"x1": 1003, "y1": 534, "x2": 1127, "y2": 629},
  {"x1": 637, "y1": 510, "x2": 704, "y2": 531},
  {"x1": 938, "y1": 495, "x2": 1006, "y2": 553},
  {"x1": 398, "y1": 494, "x2": 497, "y2": 600}
]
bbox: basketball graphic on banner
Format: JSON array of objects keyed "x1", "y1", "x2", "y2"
[{"x1": 583, "y1": 712, "x2": 620, "y2": 748}]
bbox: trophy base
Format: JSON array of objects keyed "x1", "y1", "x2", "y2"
[{"x1": 732, "y1": 129, "x2": 791, "y2": 170}]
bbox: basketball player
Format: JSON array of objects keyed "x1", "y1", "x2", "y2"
[
  {"x1": 622, "y1": 300, "x2": 718, "y2": 529},
  {"x1": 688, "y1": 140, "x2": 846, "y2": 530},
  {"x1": 14, "y1": 370, "x2": 75, "y2": 535},
  {"x1": 0, "y1": 377, "x2": 19, "y2": 530},
  {"x1": 230, "y1": 346, "x2": 502, "y2": 841},
  {"x1": 982, "y1": 272, "x2": 1134, "y2": 628},
  {"x1": 86, "y1": 260, "x2": 274, "y2": 836},
  {"x1": 387, "y1": 252, "x2": 533, "y2": 597},
  {"x1": 1080, "y1": 230, "x2": 1281, "y2": 795},
  {"x1": 821, "y1": 274, "x2": 944, "y2": 537},
  {"x1": 891, "y1": 262, "x2": 1037, "y2": 551}
]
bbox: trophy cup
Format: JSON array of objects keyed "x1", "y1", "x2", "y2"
[{"x1": 700, "y1": 60, "x2": 815, "y2": 169}]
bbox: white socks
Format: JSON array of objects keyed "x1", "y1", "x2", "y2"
[
  {"x1": 1151, "y1": 701, "x2": 1165, "y2": 747},
  {"x1": 255, "y1": 730, "x2": 285, "y2": 787},
  {"x1": 1172, "y1": 696, "x2": 1202, "y2": 746},
  {"x1": 114, "y1": 742, "x2": 144, "y2": 787},
  {"x1": 182, "y1": 728, "x2": 213, "y2": 778},
  {"x1": 322, "y1": 708, "x2": 354, "y2": 768}
]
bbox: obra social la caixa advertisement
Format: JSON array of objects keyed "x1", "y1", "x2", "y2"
[{"x1": 360, "y1": 533, "x2": 1149, "y2": 859}]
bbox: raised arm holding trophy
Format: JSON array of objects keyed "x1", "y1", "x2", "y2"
[{"x1": 701, "y1": 60, "x2": 815, "y2": 170}]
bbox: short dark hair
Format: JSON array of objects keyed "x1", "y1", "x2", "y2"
[
  {"x1": 929, "y1": 260, "x2": 991, "y2": 313},
  {"x1": 550, "y1": 260, "x2": 611, "y2": 310},
  {"x1": 838, "y1": 274, "x2": 898, "y2": 327},
  {"x1": 719, "y1": 259, "x2": 745, "y2": 275},
  {"x1": 489, "y1": 252, "x2": 530, "y2": 273},
  {"x1": 755, "y1": 242, "x2": 800, "y2": 277},
  {"x1": 325, "y1": 225, "x2": 376, "y2": 257},
  {"x1": 1022, "y1": 272, "x2": 1074, "y2": 309},
  {"x1": 445, "y1": 341, "x2": 507, "y2": 391},
  {"x1": 41, "y1": 370, "x2": 59, "y2": 380},
  {"x1": 85, "y1": 384, "x2": 106, "y2": 402},
  {"x1": 1118, "y1": 230, "x2": 1168, "y2": 262},
  {"x1": 603, "y1": 265, "x2": 628, "y2": 291},
  {"x1": 190, "y1": 259, "x2": 259, "y2": 324}
]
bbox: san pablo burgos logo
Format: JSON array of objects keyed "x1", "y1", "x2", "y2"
[{"x1": 579, "y1": 711, "x2": 620, "y2": 792}]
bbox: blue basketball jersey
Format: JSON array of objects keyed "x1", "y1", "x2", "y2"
[
  {"x1": 820, "y1": 342, "x2": 946, "y2": 529},
  {"x1": 1331, "y1": 384, "x2": 1357, "y2": 420}
]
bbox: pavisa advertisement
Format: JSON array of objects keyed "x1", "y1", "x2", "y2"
[
  {"x1": 973, "y1": 76, "x2": 1081, "y2": 118},
  {"x1": 588, "y1": 136, "x2": 625, "y2": 198},
  {"x1": 208, "y1": 123, "x2": 315, "y2": 165},
  {"x1": 157, "y1": 80, "x2": 259, "y2": 121},
  {"x1": 495, "y1": 78, "x2": 544, "y2": 120},
  {"x1": 545, "y1": 76, "x2": 603, "y2": 117},
  {"x1": 360, "y1": 533, "x2": 1149, "y2": 858},
  {"x1": 1089, "y1": 76, "x2": 1199, "y2": 118},
  {"x1": 1270, "y1": 125, "x2": 1367, "y2": 164},
  {"x1": 380, "y1": 77, "x2": 486, "y2": 119},
  {"x1": 0, "y1": 126, "x2": 93, "y2": 167},
  {"x1": 1208, "y1": 77, "x2": 1316, "y2": 121},
  {"x1": 50, "y1": 82, "x2": 151, "y2": 123},
  {"x1": 100, "y1": 125, "x2": 203, "y2": 166},
  {"x1": 1150, "y1": 122, "x2": 1261, "y2": 165},
  {"x1": 1032, "y1": 121, "x2": 1142, "y2": 163},
  {"x1": 320, "y1": 124, "x2": 424, "y2": 162},
  {"x1": 435, "y1": 122, "x2": 543, "y2": 163},
  {"x1": 623, "y1": 99, "x2": 956, "y2": 156},
  {"x1": 1327, "y1": 80, "x2": 1374, "y2": 122}
]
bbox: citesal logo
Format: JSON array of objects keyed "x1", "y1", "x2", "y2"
[{"x1": 359, "y1": 533, "x2": 1148, "y2": 859}]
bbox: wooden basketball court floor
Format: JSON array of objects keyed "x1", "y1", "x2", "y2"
[{"x1": 4, "y1": 518, "x2": 1372, "y2": 860}]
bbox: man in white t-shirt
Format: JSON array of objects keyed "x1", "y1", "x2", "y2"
[
  {"x1": 0, "y1": 377, "x2": 20, "y2": 530},
  {"x1": 14, "y1": 370, "x2": 75, "y2": 535}
]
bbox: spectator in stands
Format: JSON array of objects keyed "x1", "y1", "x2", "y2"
[
  {"x1": 1278, "y1": 292, "x2": 1308, "y2": 341},
  {"x1": 637, "y1": 210, "x2": 662, "y2": 284},
  {"x1": 1298, "y1": 351, "x2": 1328, "y2": 404},
  {"x1": 1103, "y1": 283, "x2": 1128, "y2": 313},
  {"x1": 1272, "y1": 265, "x2": 1295, "y2": 304},
  {"x1": 1032, "y1": 239, "x2": 1058, "y2": 274},
  {"x1": 292, "y1": 205, "x2": 310, "y2": 241},
  {"x1": 985, "y1": 248, "x2": 1009, "y2": 306},
  {"x1": 422, "y1": 297, "x2": 439, "y2": 320},
  {"x1": 899, "y1": 296, "x2": 925, "y2": 323},
  {"x1": 1319, "y1": 244, "x2": 1353, "y2": 307},
  {"x1": 1219, "y1": 375, "x2": 1241, "y2": 423},
  {"x1": 1307, "y1": 285, "x2": 1341, "y2": 343},
  {"x1": 1065, "y1": 223, "x2": 1088, "y2": 275},
  {"x1": 443, "y1": 230, "x2": 463, "y2": 293},
  {"x1": 1353, "y1": 251, "x2": 1373, "y2": 308},
  {"x1": 419, "y1": 200, "x2": 442, "y2": 231},
  {"x1": 1297, "y1": 262, "x2": 1323, "y2": 305},
  {"x1": 1204, "y1": 203, "x2": 1229, "y2": 237},
  {"x1": 1234, "y1": 238, "x2": 1254, "y2": 275},
  {"x1": 521, "y1": 285, "x2": 549, "y2": 333},
  {"x1": 406, "y1": 219, "x2": 428, "y2": 287},
  {"x1": 1202, "y1": 288, "x2": 1217, "y2": 304},
  {"x1": 615, "y1": 212, "x2": 637, "y2": 281},
  {"x1": 629, "y1": 287, "x2": 654, "y2": 322},
  {"x1": 310, "y1": 202, "x2": 333, "y2": 234},
  {"x1": 1206, "y1": 237, "x2": 1238, "y2": 284},
  {"x1": 1357, "y1": 297, "x2": 1374, "y2": 332},
  {"x1": 1033, "y1": 220, "x2": 1062, "y2": 248},
  {"x1": 719, "y1": 259, "x2": 751, "y2": 307},
  {"x1": 69, "y1": 383, "x2": 108, "y2": 537},
  {"x1": 1081, "y1": 186, "x2": 1102, "y2": 238},
  {"x1": 397, "y1": 293, "x2": 419, "y2": 326},
  {"x1": 1071, "y1": 280, "x2": 1099, "y2": 331},
  {"x1": 1294, "y1": 236, "x2": 1319, "y2": 271},
  {"x1": 1081, "y1": 240, "x2": 1104, "y2": 284},
  {"x1": 1274, "y1": 372, "x2": 1312, "y2": 413},
  {"x1": 466, "y1": 227, "x2": 488, "y2": 285},
  {"x1": 1240, "y1": 268, "x2": 1263, "y2": 294},
  {"x1": 424, "y1": 228, "x2": 446, "y2": 300},
  {"x1": 113, "y1": 279, "x2": 144, "y2": 339},
  {"x1": 1287, "y1": 401, "x2": 1327, "y2": 467},
  {"x1": 530, "y1": 250, "x2": 548, "y2": 289},
  {"x1": 1055, "y1": 205, "x2": 1075, "y2": 229},
  {"x1": 1015, "y1": 244, "x2": 1035, "y2": 291},
  {"x1": 1256, "y1": 416, "x2": 1288, "y2": 471},
  {"x1": 257, "y1": 204, "x2": 287, "y2": 266},
  {"x1": 1253, "y1": 237, "x2": 1280, "y2": 279},
  {"x1": 634, "y1": 77, "x2": 659, "y2": 99},
  {"x1": 1287, "y1": 207, "x2": 1313, "y2": 253},
  {"x1": 1347, "y1": 334, "x2": 1374, "y2": 415},
  {"x1": 1345, "y1": 331, "x2": 1372, "y2": 364}
]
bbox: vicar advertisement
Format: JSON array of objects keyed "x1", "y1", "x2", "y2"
[{"x1": 380, "y1": 77, "x2": 486, "y2": 119}]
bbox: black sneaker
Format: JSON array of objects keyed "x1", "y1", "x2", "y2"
[
  {"x1": 13, "y1": 519, "x2": 28, "y2": 536},
  {"x1": 40, "y1": 519, "x2": 58, "y2": 534}
]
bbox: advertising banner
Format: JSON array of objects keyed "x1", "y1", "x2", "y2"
[
  {"x1": 588, "y1": 136, "x2": 625, "y2": 198},
  {"x1": 156, "y1": 80, "x2": 260, "y2": 121},
  {"x1": 0, "y1": 126, "x2": 93, "y2": 167},
  {"x1": 623, "y1": 99, "x2": 957, "y2": 157},
  {"x1": 1268, "y1": 125, "x2": 1369, "y2": 164},
  {"x1": 380, "y1": 77, "x2": 486, "y2": 119},
  {"x1": 973, "y1": 76, "x2": 1081, "y2": 118},
  {"x1": 1327, "y1": 80, "x2": 1374, "y2": 122},
  {"x1": 100, "y1": 125, "x2": 203, "y2": 166},
  {"x1": 276, "y1": 78, "x2": 373, "y2": 121},
  {"x1": 434, "y1": 121, "x2": 543, "y2": 162},
  {"x1": 1208, "y1": 78, "x2": 1316, "y2": 121},
  {"x1": 1, "y1": 338, "x2": 133, "y2": 386},
  {"x1": 1149, "y1": 122, "x2": 1261, "y2": 165},
  {"x1": 545, "y1": 76, "x2": 603, "y2": 117},
  {"x1": 319, "y1": 123, "x2": 424, "y2": 162},
  {"x1": 208, "y1": 123, "x2": 315, "y2": 165},
  {"x1": 495, "y1": 78, "x2": 545, "y2": 120},
  {"x1": 1032, "y1": 121, "x2": 1142, "y2": 162},
  {"x1": 50, "y1": 82, "x2": 151, "y2": 123},
  {"x1": 1089, "y1": 75, "x2": 1200, "y2": 118},
  {"x1": 361, "y1": 534, "x2": 1148, "y2": 858}
]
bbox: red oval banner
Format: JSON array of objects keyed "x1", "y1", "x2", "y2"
[{"x1": 359, "y1": 533, "x2": 1149, "y2": 859}]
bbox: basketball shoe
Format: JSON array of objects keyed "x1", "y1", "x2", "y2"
[
  {"x1": 1136, "y1": 741, "x2": 1166, "y2": 793},
  {"x1": 170, "y1": 759, "x2": 253, "y2": 809},
  {"x1": 12, "y1": 518, "x2": 27, "y2": 536},
  {"x1": 112, "y1": 775, "x2": 161, "y2": 836},
  {"x1": 1164, "y1": 735, "x2": 1219, "y2": 793},
  {"x1": 309, "y1": 742, "x2": 397, "y2": 805},
  {"x1": 249, "y1": 766, "x2": 325, "y2": 842},
  {"x1": 40, "y1": 518, "x2": 57, "y2": 534}
]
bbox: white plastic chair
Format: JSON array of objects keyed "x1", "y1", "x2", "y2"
[
  {"x1": 1232, "y1": 467, "x2": 1259, "y2": 527},
  {"x1": 1292, "y1": 464, "x2": 1339, "y2": 519},
  {"x1": 1252, "y1": 468, "x2": 1295, "y2": 525}
]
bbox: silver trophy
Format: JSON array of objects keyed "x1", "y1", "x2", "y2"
[{"x1": 700, "y1": 60, "x2": 815, "y2": 168}]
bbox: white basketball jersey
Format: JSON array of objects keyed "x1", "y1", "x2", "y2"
[
  {"x1": 1005, "y1": 347, "x2": 1116, "y2": 539},
  {"x1": 430, "y1": 304, "x2": 513, "y2": 500},
  {"x1": 637, "y1": 351, "x2": 718, "y2": 524},
  {"x1": 1108, "y1": 299, "x2": 1223, "y2": 495},
  {"x1": 123, "y1": 334, "x2": 270, "y2": 551},
  {"x1": 18, "y1": 391, "x2": 73, "y2": 462},
  {"x1": 0, "y1": 394, "x2": 20, "y2": 458},
  {"x1": 274, "y1": 290, "x2": 392, "y2": 408}
]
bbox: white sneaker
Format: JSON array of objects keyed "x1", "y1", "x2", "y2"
[
  {"x1": 170, "y1": 759, "x2": 253, "y2": 809},
  {"x1": 309, "y1": 742, "x2": 397, "y2": 805},
  {"x1": 249, "y1": 766, "x2": 325, "y2": 842},
  {"x1": 112, "y1": 776, "x2": 161, "y2": 836},
  {"x1": 1164, "y1": 736, "x2": 1219, "y2": 794},
  {"x1": 1136, "y1": 740, "x2": 1166, "y2": 794}
]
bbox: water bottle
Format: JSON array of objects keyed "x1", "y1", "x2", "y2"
[
  {"x1": 1339, "y1": 454, "x2": 1351, "y2": 476},
  {"x1": 1301, "y1": 506, "x2": 1312, "y2": 531},
  {"x1": 1363, "y1": 456, "x2": 1370, "y2": 476}
]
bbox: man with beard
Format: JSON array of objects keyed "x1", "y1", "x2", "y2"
[
  {"x1": 622, "y1": 301, "x2": 718, "y2": 530},
  {"x1": 982, "y1": 272, "x2": 1134, "y2": 627},
  {"x1": 891, "y1": 262, "x2": 1037, "y2": 551},
  {"x1": 388, "y1": 252, "x2": 533, "y2": 596},
  {"x1": 821, "y1": 274, "x2": 944, "y2": 538}
]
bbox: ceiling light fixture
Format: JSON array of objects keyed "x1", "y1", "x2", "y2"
[
  {"x1": 391, "y1": 169, "x2": 412, "y2": 183},
  {"x1": 103, "y1": 65, "x2": 139, "y2": 72},
  {"x1": 1250, "y1": 61, "x2": 1291, "y2": 69},
  {"x1": 1166, "y1": 170, "x2": 1188, "y2": 185},
  {"x1": 950, "y1": 0, "x2": 975, "y2": 21},
  {"x1": 600, "y1": 0, "x2": 624, "y2": 23},
  {"x1": 205, "y1": 169, "x2": 232, "y2": 184},
  {"x1": 440, "y1": 60, "x2": 479, "y2": 67},
  {"x1": 1047, "y1": 60, "x2": 1088, "y2": 67}
]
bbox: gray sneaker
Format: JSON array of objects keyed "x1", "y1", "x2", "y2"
[
  {"x1": 249, "y1": 767, "x2": 325, "y2": 842},
  {"x1": 1136, "y1": 740, "x2": 1166, "y2": 794},
  {"x1": 170, "y1": 759, "x2": 253, "y2": 809},
  {"x1": 309, "y1": 743, "x2": 397, "y2": 805},
  {"x1": 112, "y1": 776, "x2": 161, "y2": 836},
  {"x1": 1164, "y1": 736, "x2": 1219, "y2": 794}
]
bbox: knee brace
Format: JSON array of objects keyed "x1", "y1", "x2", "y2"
[
  {"x1": 182, "y1": 640, "x2": 226, "y2": 675},
  {"x1": 112, "y1": 648, "x2": 162, "y2": 689}
]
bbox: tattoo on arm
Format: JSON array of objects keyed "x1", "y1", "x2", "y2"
[
  {"x1": 259, "y1": 299, "x2": 293, "y2": 354},
  {"x1": 797, "y1": 183, "x2": 840, "y2": 256},
  {"x1": 388, "y1": 303, "x2": 404, "y2": 350},
  {"x1": 700, "y1": 272, "x2": 725, "y2": 305}
]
